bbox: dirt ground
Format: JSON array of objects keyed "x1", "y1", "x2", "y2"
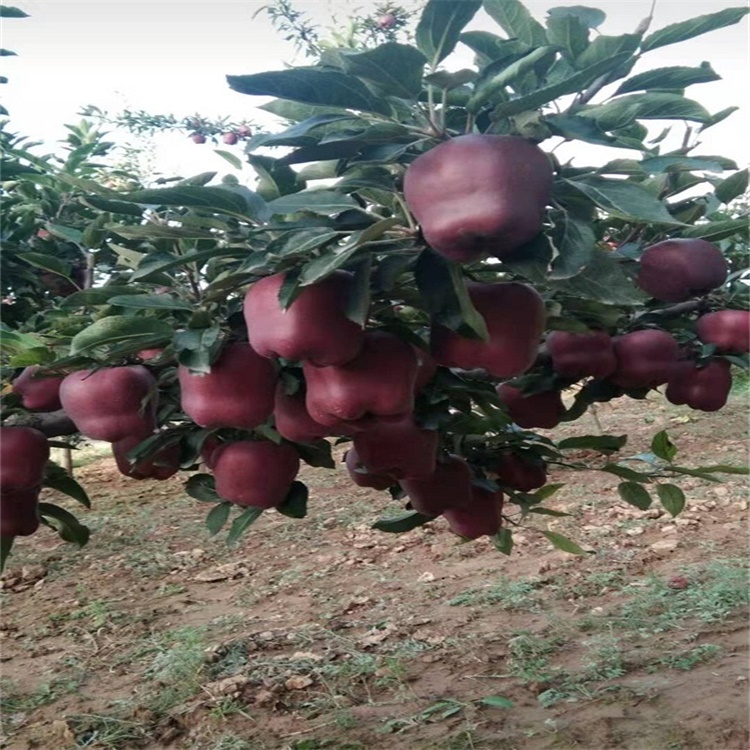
[{"x1": 1, "y1": 392, "x2": 748, "y2": 750}]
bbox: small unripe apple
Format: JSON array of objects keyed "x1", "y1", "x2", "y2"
[
  {"x1": 609, "y1": 329, "x2": 679, "y2": 389},
  {"x1": 696, "y1": 310, "x2": 750, "y2": 354},
  {"x1": 493, "y1": 451, "x2": 547, "y2": 492},
  {"x1": 345, "y1": 447, "x2": 396, "y2": 490},
  {"x1": 212, "y1": 440, "x2": 300, "y2": 508},
  {"x1": 666, "y1": 359, "x2": 732, "y2": 412},
  {"x1": 443, "y1": 485, "x2": 504, "y2": 539},
  {"x1": 636, "y1": 239, "x2": 728, "y2": 302},
  {"x1": 112, "y1": 432, "x2": 181, "y2": 480},
  {"x1": 0, "y1": 487, "x2": 41, "y2": 537},
  {"x1": 400, "y1": 455, "x2": 472, "y2": 517},
  {"x1": 273, "y1": 384, "x2": 331, "y2": 443},
  {"x1": 0, "y1": 427, "x2": 49, "y2": 491},
  {"x1": 496, "y1": 384, "x2": 565, "y2": 429},
  {"x1": 222, "y1": 132, "x2": 239, "y2": 145},
  {"x1": 12, "y1": 366, "x2": 64, "y2": 412},
  {"x1": 546, "y1": 330, "x2": 616, "y2": 380}
]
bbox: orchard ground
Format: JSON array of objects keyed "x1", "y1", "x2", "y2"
[{"x1": 1, "y1": 391, "x2": 748, "y2": 750}]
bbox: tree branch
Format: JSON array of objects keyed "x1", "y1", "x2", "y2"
[{"x1": 4, "y1": 410, "x2": 78, "y2": 438}]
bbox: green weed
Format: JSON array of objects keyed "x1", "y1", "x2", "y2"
[{"x1": 448, "y1": 576, "x2": 542, "y2": 611}]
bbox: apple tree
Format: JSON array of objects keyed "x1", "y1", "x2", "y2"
[{"x1": 2, "y1": 0, "x2": 749, "y2": 569}]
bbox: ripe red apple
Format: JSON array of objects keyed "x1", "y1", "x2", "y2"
[
  {"x1": 431, "y1": 282, "x2": 545, "y2": 378},
  {"x1": 666, "y1": 359, "x2": 732, "y2": 412},
  {"x1": 377, "y1": 13, "x2": 397, "y2": 29},
  {"x1": 236, "y1": 124, "x2": 252, "y2": 137},
  {"x1": 244, "y1": 271, "x2": 366, "y2": 367},
  {"x1": 609, "y1": 329, "x2": 679, "y2": 389},
  {"x1": 546, "y1": 330, "x2": 616, "y2": 380},
  {"x1": 179, "y1": 342, "x2": 276, "y2": 430},
  {"x1": 212, "y1": 440, "x2": 300, "y2": 508},
  {"x1": 443, "y1": 485, "x2": 504, "y2": 539},
  {"x1": 493, "y1": 451, "x2": 547, "y2": 492},
  {"x1": 496, "y1": 384, "x2": 565, "y2": 429},
  {"x1": 400, "y1": 455, "x2": 472, "y2": 517},
  {"x1": 345, "y1": 447, "x2": 396, "y2": 490},
  {"x1": 190, "y1": 133, "x2": 206, "y2": 144},
  {"x1": 12, "y1": 366, "x2": 64, "y2": 412},
  {"x1": 352, "y1": 414, "x2": 438, "y2": 480},
  {"x1": 696, "y1": 310, "x2": 750, "y2": 354},
  {"x1": 273, "y1": 384, "x2": 332, "y2": 443},
  {"x1": 0, "y1": 487, "x2": 41, "y2": 537},
  {"x1": 304, "y1": 331, "x2": 418, "y2": 428},
  {"x1": 222, "y1": 132, "x2": 239, "y2": 145},
  {"x1": 60, "y1": 366, "x2": 157, "y2": 442},
  {"x1": 636, "y1": 239, "x2": 728, "y2": 302},
  {"x1": 403, "y1": 134, "x2": 553, "y2": 263},
  {"x1": 0, "y1": 426, "x2": 50, "y2": 491},
  {"x1": 112, "y1": 433, "x2": 181, "y2": 480}
]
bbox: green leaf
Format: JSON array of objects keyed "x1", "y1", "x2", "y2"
[
  {"x1": 585, "y1": 93, "x2": 711, "y2": 130},
  {"x1": 0, "y1": 6, "x2": 30, "y2": 18},
  {"x1": 651, "y1": 429, "x2": 677, "y2": 462},
  {"x1": 547, "y1": 5, "x2": 605, "y2": 28},
  {"x1": 493, "y1": 528, "x2": 514, "y2": 555},
  {"x1": 43, "y1": 463, "x2": 91, "y2": 507},
  {"x1": 185, "y1": 473, "x2": 222, "y2": 503},
  {"x1": 266, "y1": 189, "x2": 357, "y2": 216},
  {"x1": 546, "y1": 14, "x2": 589, "y2": 60},
  {"x1": 546, "y1": 114, "x2": 619, "y2": 148},
  {"x1": 484, "y1": 0, "x2": 548, "y2": 48},
  {"x1": 16, "y1": 252, "x2": 73, "y2": 281},
  {"x1": 657, "y1": 484, "x2": 686, "y2": 517},
  {"x1": 617, "y1": 481, "x2": 652, "y2": 510},
  {"x1": 540, "y1": 529, "x2": 589, "y2": 555},
  {"x1": 294, "y1": 440, "x2": 335, "y2": 469},
  {"x1": 345, "y1": 255, "x2": 372, "y2": 327},
  {"x1": 575, "y1": 33, "x2": 640, "y2": 69},
  {"x1": 459, "y1": 32, "x2": 528, "y2": 66},
  {"x1": 552, "y1": 250, "x2": 646, "y2": 305},
  {"x1": 639, "y1": 155, "x2": 733, "y2": 174},
  {"x1": 249, "y1": 114, "x2": 357, "y2": 150},
  {"x1": 414, "y1": 249, "x2": 489, "y2": 340},
  {"x1": 715, "y1": 169, "x2": 749, "y2": 204},
  {"x1": 130, "y1": 247, "x2": 243, "y2": 281},
  {"x1": 415, "y1": 0, "x2": 482, "y2": 67},
  {"x1": 340, "y1": 43, "x2": 427, "y2": 99},
  {"x1": 38, "y1": 502, "x2": 90, "y2": 548},
  {"x1": 226, "y1": 506, "x2": 264, "y2": 544},
  {"x1": 174, "y1": 326, "x2": 223, "y2": 374},
  {"x1": 641, "y1": 7, "x2": 750, "y2": 52},
  {"x1": 372, "y1": 511, "x2": 434, "y2": 533},
  {"x1": 549, "y1": 213, "x2": 596, "y2": 279},
  {"x1": 70, "y1": 316, "x2": 173, "y2": 355},
  {"x1": 247, "y1": 154, "x2": 301, "y2": 201},
  {"x1": 694, "y1": 464, "x2": 750, "y2": 476},
  {"x1": 205, "y1": 502, "x2": 231, "y2": 536},
  {"x1": 601, "y1": 463, "x2": 653, "y2": 482},
  {"x1": 479, "y1": 695, "x2": 514, "y2": 709},
  {"x1": 680, "y1": 219, "x2": 749, "y2": 243},
  {"x1": 527, "y1": 507, "x2": 571, "y2": 517},
  {"x1": 119, "y1": 186, "x2": 262, "y2": 220},
  {"x1": 276, "y1": 481, "x2": 309, "y2": 519},
  {"x1": 615, "y1": 64, "x2": 720, "y2": 95},
  {"x1": 227, "y1": 69, "x2": 391, "y2": 116},
  {"x1": 107, "y1": 294, "x2": 193, "y2": 311},
  {"x1": 558, "y1": 434, "x2": 627, "y2": 454}
]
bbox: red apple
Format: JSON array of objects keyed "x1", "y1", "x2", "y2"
[
  {"x1": 546, "y1": 330, "x2": 616, "y2": 380},
  {"x1": 12, "y1": 366, "x2": 64, "y2": 412},
  {"x1": 443, "y1": 485, "x2": 504, "y2": 539},
  {"x1": 609, "y1": 329, "x2": 679, "y2": 389},
  {"x1": 112, "y1": 433, "x2": 181, "y2": 480},
  {"x1": 212, "y1": 440, "x2": 300, "y2": 508},
  {"x1": 400, "y1": 455, "x2": 472, "y2": 517},
  {"x1": 496, "y1": 384, "x2": 565, "y2": 429},
  {"x1": 696, "y1": 310, "x2": 750, "y2": 354},
  {"x1": 345, "y1": 447, "x2": 396, "y2": 490},
  {"x1": 179, "y1": 342, "x2": 276, "y2": 430},
  {"x1": 666, "y1": 359, "x2": 732, "y2": 412},
  {"x1": 60, "y1": 366, "x2": 157, "y2": 442},
  {"x1": 0, "y1": 427, "x2": 50, "y2": 491},
  {"x1": 191, "y1": 133, "x2": 206, "y2": 144},
  {"x1": 0, "y1": 487, "x2": 41, "y2": 537},
  {"x1": 222, "y1": 132, "x2": 239, "y2": 145},
  {"x1": 431, "y1": 282, "x2": 545, "y2": 378},
  {"x1": 273, "y1": 384, "x2": 332, "y2": 443},
  {"x1": 237, "y1": 124, "x2": 252, "y2": 137},
  {"x1": 377, "y1": 13, "x2": 397, "y2": 30},
  {"x1": 493, "y1": 451, "x2": 547, "y2": 492}
]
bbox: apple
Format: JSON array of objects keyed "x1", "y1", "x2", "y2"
[
  {"x1": 222, "y1": 132, "x2": 239, "y2": 145},
  {"x1": 0, "y1": 426, "x2": 50, "y2": 491},
  {"x1": 237, "y1": 124, "x2": 252, "y2": 137},
  {"x1": 179, "y1": 342, "x2": 276, "y2": 430},
  {"x1": 696, "y1": 310, "x2": 750, "y2": 354},
  {"x1": 136, "y1": 348, "x2": 164, "y2": 362},
  {"x1": 443, "y1": 485, "x2": 504, "y2": 539},
  {"x1": 60, "y1": 366, "x2": 157, "y2": 442},
  {"x1": 12, "y1": 366, "x2": 64, "y2": 412},
  {"x1": 400, "y1": 455, "x2": 472, "y2": 517},
  {"x1": 200, "y1": 435, "x2": 221, "y2": 469},
  {"x1": 636, "y1": 238, "x2": 728, "y2": 302},
  {"x1": 496, "y1": 384, "x2": 565, "y2": 429},
  {"x1": 190, "y1": 133, "x2": 206, "y2": 144},
  {"x1": 431, "y1": 282, "x2": 545, "y2": 378},
  {"x1": 377, "y1": 13, "x2": 397, "y2": 30},
  {"x1": 666, "y1": 359, "x2": 732, "y2": 412},
  {"x1": 304, "y1": 331, "x2": 418, "y2": 428},
  {"x1": 345, "y1": 447, "x2": 396, "y2": 490},
  {"x1": 0, "y1": 487, "x2": 41, "y2": 537},
  {"x1": 546, "y1": 330, "x2": 616, "y2": 380},
  {"x1": 352, "y1": 414, "x2": 438, "y2": 480},
  {"x1": 609, "y1": 329, "x2": 679, "y2": 389},
  {"x1": 112, "y1": 433, "x2": 181, "y2": 480},
  {"x1": 244, "y1": 271, "x2": 366, "y2": 367},
  {"x1": 493, "y1": 451, "x2": 547, "y2": 492},
  {"x1": 212, "y1": 440, "x2": 300, "y2": 508},
  {"x1": 403, "y1": 134, "x2": 553, "y2": 263},
  {"x1": 273, "y1": 384, "x2": 332, "y2": 443}
]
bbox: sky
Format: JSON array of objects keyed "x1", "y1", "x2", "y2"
[{"x1": 2, "y1": 0, "x2": 749, "y2": 179}]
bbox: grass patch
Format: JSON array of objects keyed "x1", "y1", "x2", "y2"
[{"x1": 448, "y1": 576, "x2": 542, "y2": 611}]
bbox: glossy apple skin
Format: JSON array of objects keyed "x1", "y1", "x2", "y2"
[
  {"x1": 404, "y1": 134, "x2": 553, "y2": 263},
  {"x1": 273, "y1": 385, "x2": 332, "y2": 443},
  {"x1": 352, "y1": 415, "x2": 438, "y2": 480},
  {"x1": 636, "y1": 239, "x2": 728, "y2": 302},
  {"x1": 212, "y1": 440, "x2": 300, "y2": 508},
  {"x1": 431, "y1": 282, "x2": 545, "y2": 378},
  {"x1": 60, "y1": 366, "x2": 157, "y2": 442},
  {"x1": 179, "y1": 343, "x2": 276, "y2": 431},
  {"x1": 400, "y1": 455, "x2": 472, "y2": 517},
  {"x1": 696, "y1": 310, "x2": 750, "y2": 354},
  {"x1": 0, "y1": 487, "x2": 41, "y2": 537},
  {"x1": 546, "y1": 330, "x2": 616, "y2": 380},
  {"x1": 666, "y1": 359, "x2": 732, "y2": 412},
  {"x1": 12, "y1": 366, "x2": 64, "y2": 412},
  {"x1": 345, "y1": 447, "x2": 396, "y2": 490},
  {"x1": 609, "y1": 330, "x2": 679, "y2": 389},
  {"x1": 496, "y1": 384, "x2": 565, "y2": 430},
  {"x1": 493, "y1": 451, "x2": 547, "y2": 492},
  {"x1": 112, "y1": 433, "x2": 181, "y2": 480},
  {"x1": 304, "y1": 331, "x2": 418, "y2": 428},
  {"x1": 443, "y1": 485, "x2": 504, "y2": 539},
  {"x1": 244, "y1": 271, "x2": 365, "y2": 367},
  {"x1": 0, "y1": 427, "x2": 50, "y2": 491}
]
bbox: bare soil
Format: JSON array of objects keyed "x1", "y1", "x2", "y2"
[{"x1": 1, "y1": 393, "x2": 748, "y2": 750}]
